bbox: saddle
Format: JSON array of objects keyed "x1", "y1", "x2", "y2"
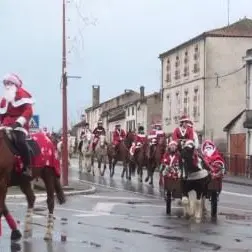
[{"x1": 4, "y1": 131, "x2": 41, "y2": 157}]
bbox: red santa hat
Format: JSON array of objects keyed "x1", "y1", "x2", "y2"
[
  {"x1": 179, "y1": 115, "x2": 190, "y2": 123},
  {"x1": 201, "y1": 140, "x2": 216, "y2": 153},
  {"x1": 3, "y1": 73, "x2": 23, "y2": 88},
  {"x1": 168, "y1": 140, "x2": 178, "y2": 147}
]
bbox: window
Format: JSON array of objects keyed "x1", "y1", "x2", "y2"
[
  {"x1": 127, "y1": 107, "x2": 130, "y2": 116},
  {"x1": 132, "y1": 106, "x2": 134, "y2": 116},
  {"x1": 184, "y1": 50, "x2": 189, "y2": 77},
  {"x1": 127, "y1": 120, "x2": 136, "y2": 131},
  {"x1": 166, "y1": 94, "x2": 171, "y2": 124},
  {"x1": 175, "y1": 91, "x2": 181, "y2": 116},
  {"x1": 166, "y1": 59, "x2": 171, "y2": 83},
  {"x1": 193, "y1": 44, "x2": 200, "y2": 74},
  {"x1": 174, "y1": 55, "x2": 180, "y2": 80},
  {"x1": 193, "y1": 87, "x2": 200, "y2": 121},
  {"x1": 183, "y1": 90, "x2": 189, "y2": 115}
]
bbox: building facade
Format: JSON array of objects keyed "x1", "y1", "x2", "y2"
[{"x1": 160, "y1": 18, "x2": 252, "y2": 150}]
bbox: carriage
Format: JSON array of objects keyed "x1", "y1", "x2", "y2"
[{"x1": 163, "y1": 157, "x2": 223, "y2": 219}]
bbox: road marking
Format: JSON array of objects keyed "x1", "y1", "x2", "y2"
[
  {"x1": 82, "y1": 195, "x2": 157, "y2": 201},
  {"x1": 222, "y1": 190, "x2": 252, "y2": 199},
  {"x1": 93, "y1": 202, "x2": 116, "y2": 213}
]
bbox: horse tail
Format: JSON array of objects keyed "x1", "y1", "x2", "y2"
[{"x1": 54, "y1": 176, "x2": 66, "y2": 205}]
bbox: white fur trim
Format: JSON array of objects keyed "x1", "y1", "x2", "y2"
[
  {"x1": 0, "y1": 97, "x2": 34, "y2": 115},
  {"x1": 137, "y1": 134, "x2": 146, "y2": 137},
  {"x1": 16, "y1": 116, "x2": 27, "y2": 126},
  {"x1": 187, "y1": 169, "x2": 208, "y2": 180}
]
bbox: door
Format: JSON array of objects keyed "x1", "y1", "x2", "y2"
[{"x1": 229, "y1": 133, "x2": 246, "y2": 176}]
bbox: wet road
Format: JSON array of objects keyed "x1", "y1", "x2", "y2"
[{"x1": 2, "y1": 160, "x2": 252, "y2": 252}]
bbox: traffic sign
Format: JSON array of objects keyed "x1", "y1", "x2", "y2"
[{"x1": 29, "y1": 115, "x2": 40, "y2": 128}]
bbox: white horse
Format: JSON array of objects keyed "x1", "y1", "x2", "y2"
[
  {"x1": 57, "y1": 140, "x2": 71, "y2": 166},
  {"x1": 92, "y1": 134, "x2": 108, "y2": 176},
  {"x1": 79, "y1": 132, "x2": 93, "y2": 174}
]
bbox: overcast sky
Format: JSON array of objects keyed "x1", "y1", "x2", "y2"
[{"x1": 0, "y1": 0, "x2": 251, "y2": 130}]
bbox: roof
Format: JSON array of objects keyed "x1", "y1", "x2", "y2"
[
  {"x1": 159, "y1": 18, "x2": 252, "y2": 58},
  {"x1": 223, "y1": 110, "x2": 246, "y2": 132},
  {"x1": 123, "y1": 92, "x2": 160, "y2": 107},
  {"x1": 85, "y1": 90, "x2": 138, "y2": 112}
]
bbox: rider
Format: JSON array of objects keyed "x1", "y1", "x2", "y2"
[
  {"x1": 187, "y1": 119, "x2": 199, "y2": 149},
  {"x1": 80, "y1": 122, "x2": 92, "y2": 139},
  {"x1": 172, "y1": 115, "x2": 194, "y2": 147},
  {"x1": 112, "y1": 124, "x2": 126, "y2": 154},
  {"x1": 129, "y1": 126, "x2": 147, "y2": 157},
  {"x1": 148, "y1": 123, "x2": 165, "y2": 145},
  {"x1": 160, "y1": 140, "x2": 180, "y2": 178},
  {"x1": 92, "y1": 120, "x2": 106, "y2": 151},
  {"x1": 201, "y1": 140, "x2": 225, "y2": 177},
  {"x1": 0, "y1": 73, "x2": 34, "y2": 177}
]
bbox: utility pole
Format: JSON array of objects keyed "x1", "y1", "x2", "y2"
[
  {"x1": 227, "y1": 0, "x2": 230, "y2": 26},
  {"x1": 62, "y1": 0, "x2": 69, "y2": 186}
]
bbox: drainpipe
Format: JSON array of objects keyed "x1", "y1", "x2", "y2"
[{"x1": 203, "y1": 38, "x2": 206, "y2": 140}]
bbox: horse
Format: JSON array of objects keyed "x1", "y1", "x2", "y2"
[
  {"x1": 132, "y1": 141, "x2": 149, "y2": 182},
  {"x1": 145, "y1": 136, "x2": 167, "y2": 185},
  {"x1": 107, "y1": 131, "x2": 135, "y2": 179},
  {"x1": 0, "y1": 128, "x2": 65, "y2": 241},
  {"x1": 180, "y1": 140, "x2": 210, "y2": 223},
  {"x1": 91, "y1": 134, "x2": 108, "y2": 176},
  {"x1": 79, "y1": 132, "x2": 93, "y2": 174}
]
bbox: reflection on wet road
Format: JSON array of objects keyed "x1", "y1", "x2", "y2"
[{"x1": 1, "y1": 160, "x2": 252, "y2": 252}]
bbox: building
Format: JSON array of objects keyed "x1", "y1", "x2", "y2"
[
  {"x1": 124, "y1": 86, "x2": 162, "y2": 133},
  {"x1": 160, "y1": 17, "x2": 252, "y2": 151},
  {"x1": 85, "y1": 85, "x2": 140, "y2": 140}
]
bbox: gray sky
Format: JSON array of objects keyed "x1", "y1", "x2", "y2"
[{"x1": 0, "y1": 0, "x2": 251, "y2": 130}]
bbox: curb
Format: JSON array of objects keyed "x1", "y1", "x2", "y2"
[{"x1": 7, "y1": 185, "x2": 96, "y2": 199}]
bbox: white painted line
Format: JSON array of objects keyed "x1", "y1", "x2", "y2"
[
  {"x1": 82, "y1": 195, "x2": 155, "y2": 201},
  {"x1": 222, "y1": 190, "x2": 252, "y2": 199}
]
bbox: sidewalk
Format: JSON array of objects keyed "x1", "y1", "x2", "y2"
[{"x1": 222, "y1": 174, "x2": 252, "y2": 187}]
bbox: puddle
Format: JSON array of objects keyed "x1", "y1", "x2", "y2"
[
  {"x1": 126, "y1": 201, "x2": 152, "y2": 205},
  {"x1": 109, "y1": 227, "x2": 221, "y2": 250},
  {"x1": 219, "y1": 212, "x2": 252, "y2": 221}
]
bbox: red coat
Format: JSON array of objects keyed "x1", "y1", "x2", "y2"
[
  {"x1": 134, "y1": 133, "x2": 147, "y2": 144},
  {"x1": 203, "y1": 151, "x2": 225, "y2": 169},
  {"x1": 0, "y1": 87, "x2": 33, "y2": 133},
  {"x1": 172, "y1": 126, "x2": 194, "y2": 142},
  {"x1": 161, "y1": 152, "x2": 180, "y2": 167},
  {"x1": 112, "y1": 129, "x2": 126, "y2": 145},
  {"x1": 93, "y1": 127, "x2": 105, "y2": 137}
]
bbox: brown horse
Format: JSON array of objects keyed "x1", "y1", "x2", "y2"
[
  {"x1": 145, "y1": 136, "x2": 167, "y2": 185},
  {"x1": 0, "y1": 129, "x2": 65, "y2": 241},
  {"x1": 133, "y1": 141, "x2": 149, "y2": 182},
  {"x1": 107, "y1": 131, "x2": 135, "y2": 179}
]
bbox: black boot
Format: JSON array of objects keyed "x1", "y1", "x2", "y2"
[{"x1": 14, "y1": 131, "x2": 32, "y2": 178}]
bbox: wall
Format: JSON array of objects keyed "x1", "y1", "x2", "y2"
[
  {"x1": 205, "y1": 37, "x2": 252, "y2": 146},
  {"x1": 161, "y1": 39, "x2": 205, "y2": 134}
]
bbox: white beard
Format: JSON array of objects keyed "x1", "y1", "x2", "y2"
[{"x1": 3, "y1": 85, "x2": 17, "y2": 102}]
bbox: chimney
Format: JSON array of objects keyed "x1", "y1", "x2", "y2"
[
  {"x1": 140, "y1": 86, "x2": 145, "y2": 101},
  {"x1": 92, "y1": 85, "x2": 100, "y2": 107}
]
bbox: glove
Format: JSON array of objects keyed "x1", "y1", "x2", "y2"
[{"x1": 11, "y1": 122, "x2": 22, "y2": 129}]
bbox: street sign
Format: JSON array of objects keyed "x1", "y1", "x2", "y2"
[{"x1": 29, "y1": 115, "x2": 40, "y2": 129}]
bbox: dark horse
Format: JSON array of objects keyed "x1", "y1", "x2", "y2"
[
  {"x1": 107, "y1": 131, "x2": 135, "y2": 179},
  {"x1": 180, "y1": 140, "x2": 210, "y2": 222},
  {"x1": 145, "y1": 136, "x2": 167, "y2": 185},
  {"x1": 0, "y1": 129, "x2": 65, "y2": 241},
  {"x1": 133, "y1": 141, "x2": 149, "y2": 182}
]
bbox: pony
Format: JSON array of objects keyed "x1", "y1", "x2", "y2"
[
  {"x1": 107, "y1": 131, "x2": 135, "y2": 179},
  {"x1": 145, "y1": 136, "x2": 167, "y2": 185},
  {"x1": 79, "y1": 131, "x2": 93, "y2": 174},
  {"x1": 180, "y1": 140, "x2": 210, "y2": 223},
  {"x1": 91, "y1": 134, "x2": 108, "y2": 176},
  {"x1": 0, "y1": 128, "x2": 65, "y2": 241}
]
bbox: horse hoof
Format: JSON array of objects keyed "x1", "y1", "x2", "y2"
[
  {"x1": 11, "y1": 229, "x2": 22, "y2": 241},
  {"x1": 195, "y1": 217, "x2": 201, "y2": 224},
  {"x1": 23, "y1": 230, "x2": 32, "y2": 239},
  {"x1": 128, "y1": 177, "x2": 131, "y2": 181},
  {"x1": 144, "y1": 177, "x2": 148, "y2": 183},
  {"x1": 149, "y1": 181, "x2": 153, "y2": 185},
  {"x1": 182, "y1": 196, "x2": 189, "y2": 205},
  {"x1": 44, "y1": 232, "x2": 53, "y2": 241}
]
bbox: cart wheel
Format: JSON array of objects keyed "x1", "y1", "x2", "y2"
[
  {"x1": 166, "y1": 191, "x2": 172, "y2": 215},
  {"x1": 211, "y1": 191, "x2": 218, "y2": 218}
]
